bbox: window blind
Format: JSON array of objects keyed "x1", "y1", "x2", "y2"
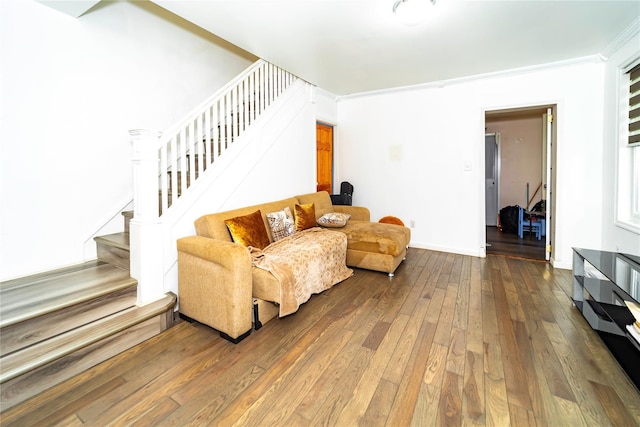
[{"x1": 630, "y1": 64, "x2": 640, "y2": 145}]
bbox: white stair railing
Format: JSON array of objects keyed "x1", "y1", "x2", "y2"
[
  {"x1": 129, "y1": 59, "x2": 298, "y2": 306},
  {"x1": 133, "y1": 59, "x2": 297, "y2": 219}
]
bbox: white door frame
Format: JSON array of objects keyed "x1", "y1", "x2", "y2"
[{"x1": 483, "y1": 104, "x2": 556, "y2": 260}]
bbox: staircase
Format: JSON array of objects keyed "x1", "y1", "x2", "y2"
[
  {"x1": 0, "y1": 60, "x2": 301, "y2": 412},
  {"x1": 0, "y1": 212, "x2": 176, "y2": 412},
  {"x1": 129, "y1": 59, "x2": 301, "y2": 306}
]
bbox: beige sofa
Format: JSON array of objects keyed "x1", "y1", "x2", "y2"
[{"x1": 176, "y1": 191, "x2": 411, "y2": 342}]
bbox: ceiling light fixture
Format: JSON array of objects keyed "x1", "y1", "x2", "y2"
[{"x1": 392, "y1": 0, "x2": 436, "y2": 26}]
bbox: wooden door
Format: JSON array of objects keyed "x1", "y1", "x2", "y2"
[{"x1": 316, "y1": 123, "x2": 333, "y2": 192}]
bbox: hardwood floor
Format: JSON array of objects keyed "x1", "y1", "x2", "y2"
[
  {"x1": 3, "y1": 248, "x2": 640, "y2": 426},
  {"x1": 486, "y1": 226, "x2": 546, "y2": 260}
]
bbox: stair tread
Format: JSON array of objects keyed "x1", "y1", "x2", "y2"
[
  {"x1": 0, "y1": 263, "x2": 136, "y2": 328},
  {"x1": 0, "y1": 293, "x2": 176, "y2": 384},
  {"x1": 0, "y1": 260, "x2": 104, "y2": 289},
  {"x1": 94, "y1": 232, "x2": 130, "y2": 250},
  {"x1": 1, "y1": 287, "x2": 138, "y2": 357}
]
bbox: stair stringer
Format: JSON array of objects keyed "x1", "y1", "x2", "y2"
[{"x1": 138, "y1": 79, "x2": 318, "y2": 302}]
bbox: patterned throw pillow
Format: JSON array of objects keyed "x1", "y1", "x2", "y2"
[
  {"x1": 294, "y1": 203, "x2": 316, "y2": 231},
  {"x1": 224, "y1": 210, "x2": 271, "y2": 249},
  {"x1": 266, "y1": 207, "x2": 295, "y2": 241},
  {"x1": 317, "y1": 212, "x2": 351, "y2": 228}
]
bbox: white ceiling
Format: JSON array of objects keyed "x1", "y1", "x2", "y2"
[
  {"x1": 152, "y1": 0, "x2": 639, "y2": 96},
  {"x1": 37, "y1": 0, "x2": 101, "y2": 18}
]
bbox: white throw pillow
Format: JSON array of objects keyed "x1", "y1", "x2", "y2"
[{"x1": 266, "y1": 207, "x2": 295, "y2": 241}]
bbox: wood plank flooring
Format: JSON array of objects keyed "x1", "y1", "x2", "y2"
[
  {"x1": 3, "y1": 248, "x2": 639, "y2": 426},
  {"x1": 486, "y1": 226, "x2": 546, "y2": 260}
]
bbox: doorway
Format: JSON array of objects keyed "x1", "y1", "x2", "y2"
[
  {"x1": 484, "y1": 106, "x2": 555, "y2": 261},
  {"x1": 316, "y1": 123, "x2": 333, "y2": 193}
]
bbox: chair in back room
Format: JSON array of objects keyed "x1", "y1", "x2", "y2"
[{"x1": 518, "y1": 206, "x2": 542, "y2": 240}]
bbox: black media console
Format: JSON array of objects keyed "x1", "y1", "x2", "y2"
[{"x1": 572, "y1": 248, "x2": 640, "y2": 391}]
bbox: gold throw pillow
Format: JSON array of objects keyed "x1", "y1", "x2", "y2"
[
  {"x1": 294, "y1": 203, "x2": 316, "y2": 232},
  {"x1": 224, "y1": 210, "x2": 270, "y2": 249}
]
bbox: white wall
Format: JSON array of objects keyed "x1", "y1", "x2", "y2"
[
  {"x1": 337, "y1": 60, "x2": 607, "y2": 268},
  {"x1": 0, "y1": 0, "x2": 256, "y2": 281},
  {"x1": 602, "y1": 33, "x2": 640, "y2": 255}
]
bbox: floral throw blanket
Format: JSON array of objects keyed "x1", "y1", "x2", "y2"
[{"x1": 250, "y1": 227, "x2": 353, "y2": 317}]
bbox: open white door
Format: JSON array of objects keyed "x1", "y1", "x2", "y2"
[
  {"x1": 485, "y1": 133, "x2": 500, "y2": 226},
  {"x1": 543, "y1": 108, "x2": 553, "y2": 261}
]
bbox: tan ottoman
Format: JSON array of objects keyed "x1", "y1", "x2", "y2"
[{"x1": 339, "y1": 220, "x2": 410, "y2": 276}]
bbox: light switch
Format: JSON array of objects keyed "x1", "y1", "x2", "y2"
[{"x1": 464, "y1": 161, "x2": 472, "y2": 171}]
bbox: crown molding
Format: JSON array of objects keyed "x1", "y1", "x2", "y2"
[
  {"x1": 600, "y1": 17, "x2": 640, "y2": 61},
  {"x1": 339, "y1": 55, "x2": 603, "y2": 101},
  {"x1": 339, "y1": 18, "x2": 640, "y2": 102}
]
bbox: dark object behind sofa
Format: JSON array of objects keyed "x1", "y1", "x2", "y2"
[{"x1": 330, "y1": 181, "x2": 354, "y2": 206}]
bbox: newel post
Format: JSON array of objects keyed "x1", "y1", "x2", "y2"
[{"x1": 129, "y1": 129, "x2": 164, "y2": 306}]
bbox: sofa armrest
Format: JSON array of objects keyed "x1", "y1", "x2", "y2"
[
  {"x1": 177, "y1": 236, "x2": 253, "y2": 340},
  {"x1": 333, "y1": 205, "x2": 370, "y2": 221}
]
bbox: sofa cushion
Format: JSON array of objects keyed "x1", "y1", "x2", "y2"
[
  {"x1": 252, "y1": 267, "x2": 282, "y2": 302},
  {"x1": 339, "y1": 220, "x2": 408, "y2": 257},
  {"x1": 266, "y1": 207, "x2": 295, "y2": 241},
  {"x1": 294, "y1": 203, "x2": 316, "y2": 231},
  {"x1": 317, "y1": 212, "x2": 351, "y2": 228},
  {"x1": 224, "y1": 210, "x2": 271, "y2": 249}
]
